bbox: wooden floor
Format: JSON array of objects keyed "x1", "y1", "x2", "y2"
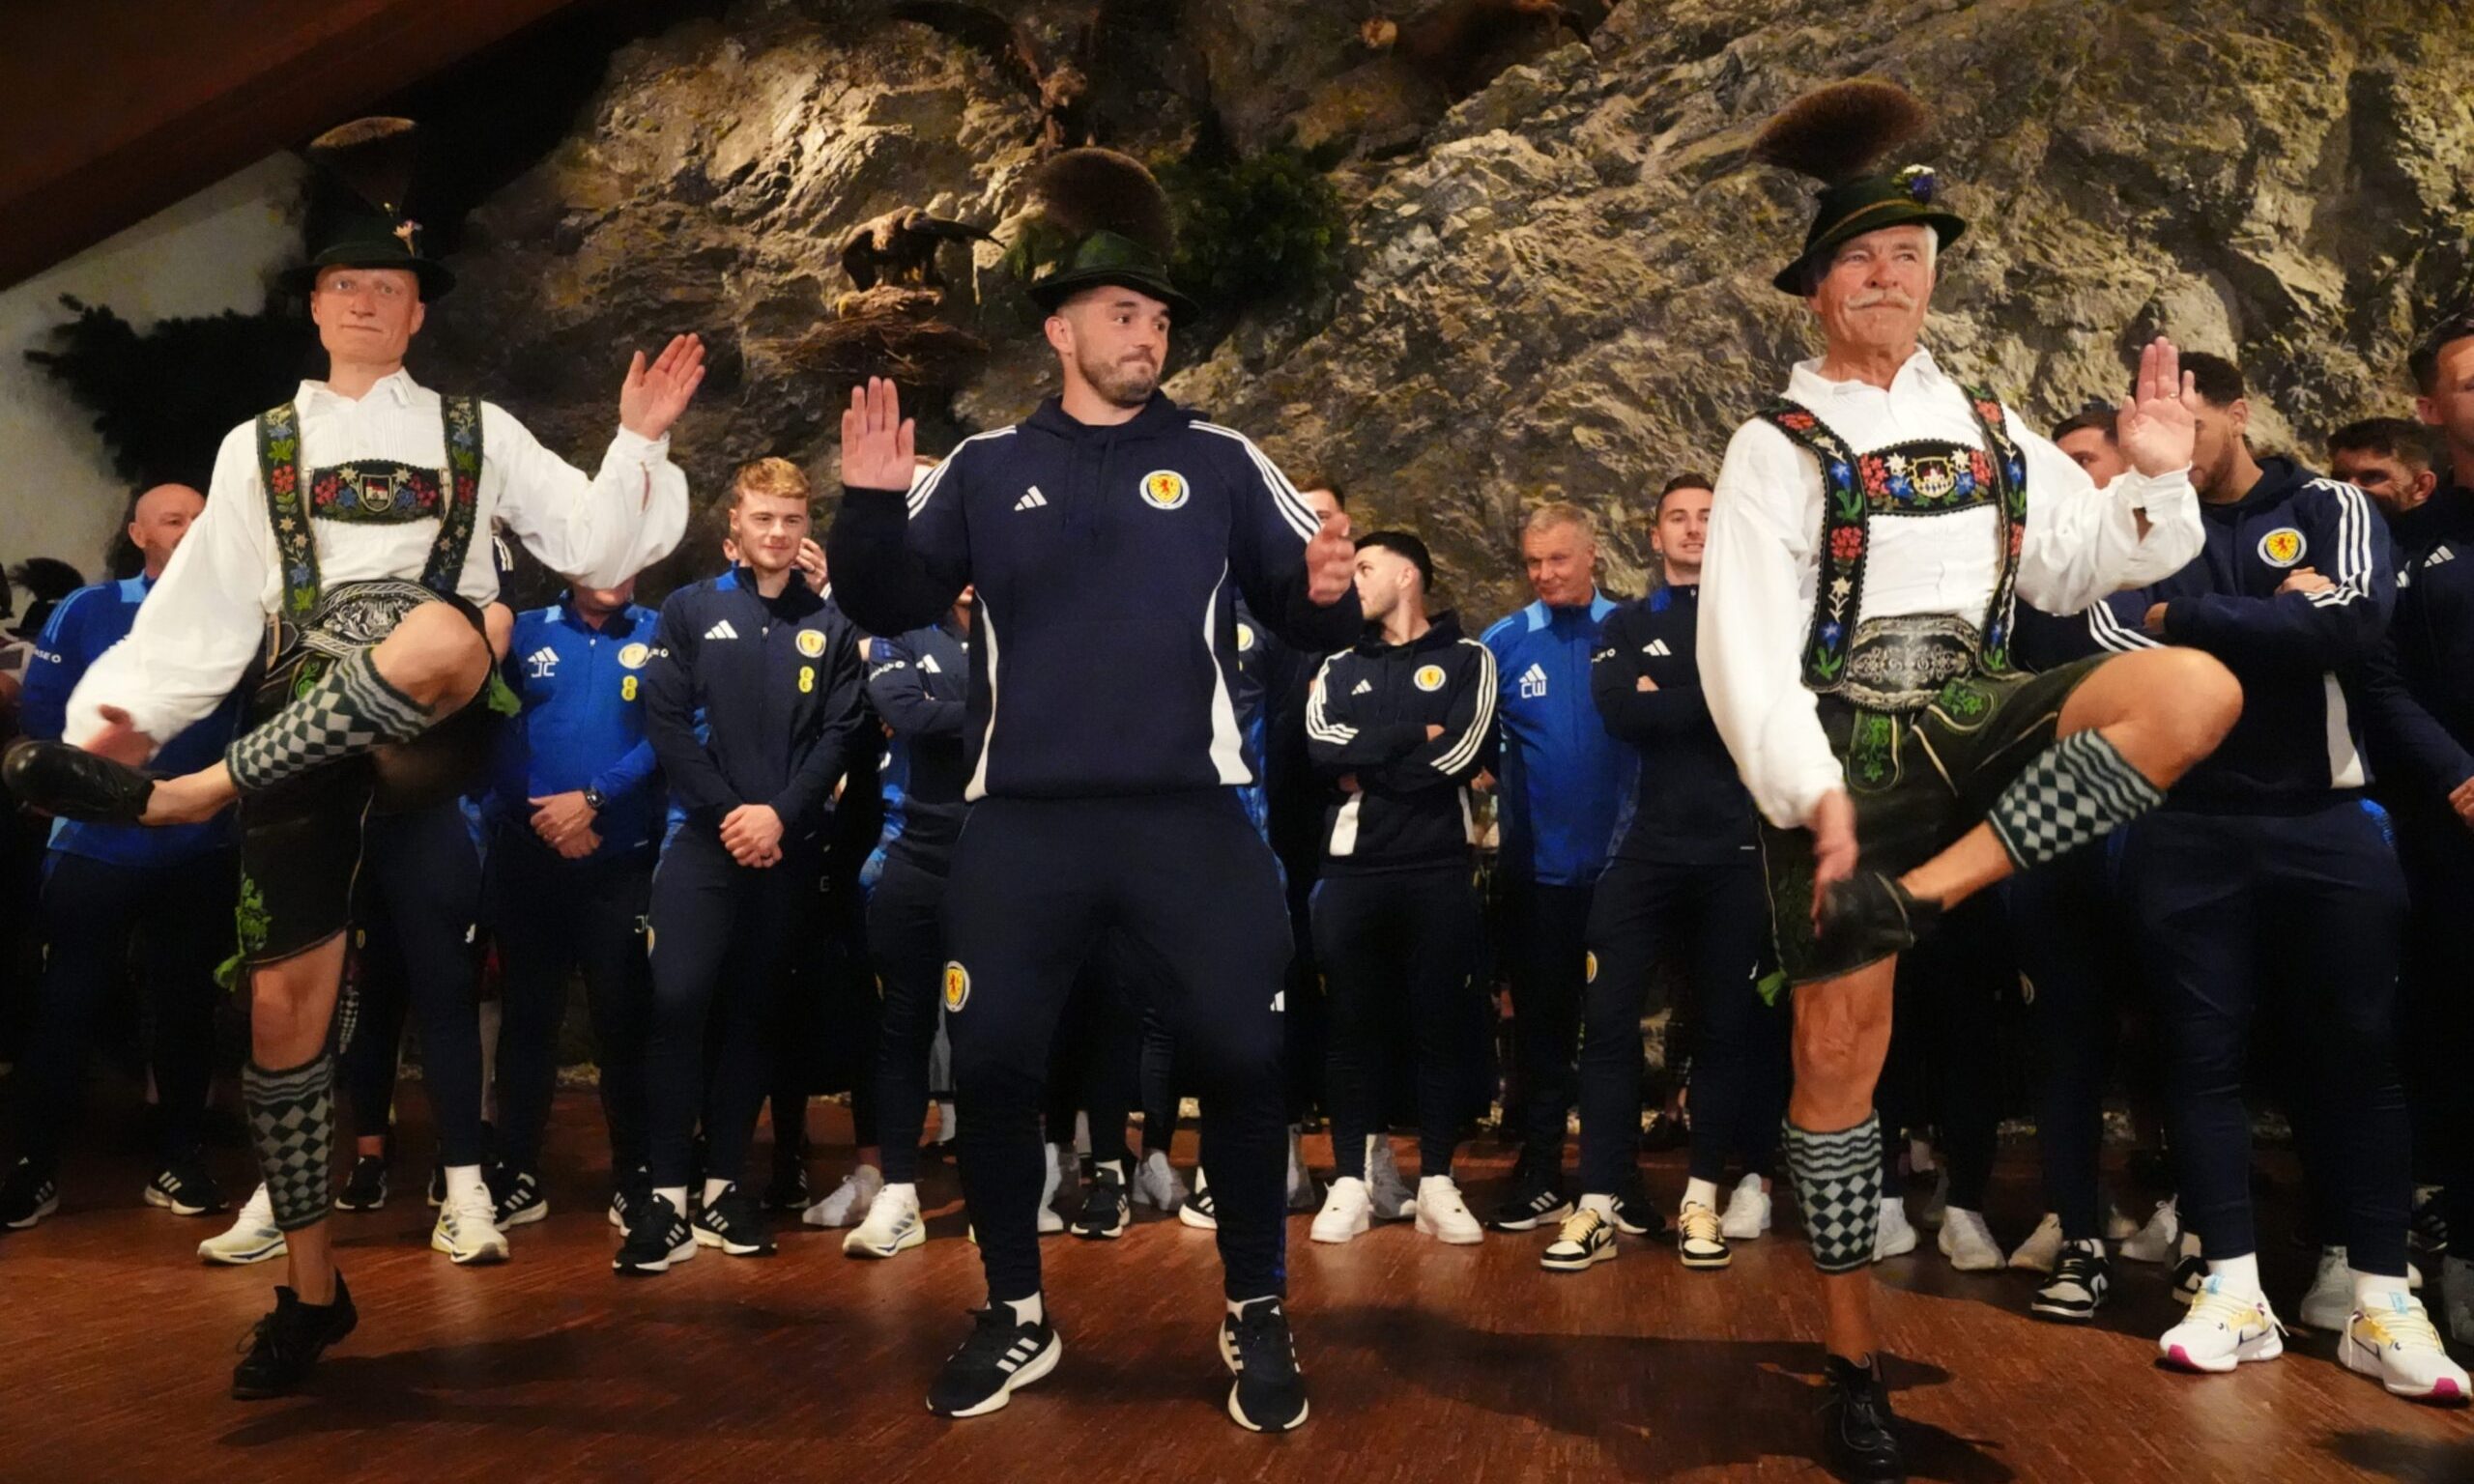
[{"x1": 4, "y1": 1097, "x2": 2471, "y2": 1484}]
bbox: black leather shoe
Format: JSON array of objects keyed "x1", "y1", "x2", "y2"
[
  {"x1": 231, "y1": 1275, "x2": 358, "y2": 1400},
  {"x1": 1820, "y1": 1353, "x2": 1906, "y2": 1483},
  {"x1": 1, "y1": 738, "x2": 155, "y2": 824},
  {"x1": 1816, "y1": 871, "x2": 1939, "y2": 971}
]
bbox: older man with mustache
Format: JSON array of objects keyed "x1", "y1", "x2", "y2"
[{"x1": 1698, "y1": 81, "x2": 2235, "y2": 1482}]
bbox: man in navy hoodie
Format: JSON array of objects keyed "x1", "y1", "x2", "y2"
[
  {"x1": 827, "y1": 149, "x2": 1357, "y2": 1432},
  {"x1": 2099, "y1": 353, "x2": 2463, "y2": 1401}
]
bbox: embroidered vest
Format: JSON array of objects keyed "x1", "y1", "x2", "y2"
[
  {"x1": 253, "y1": 394, "x2": 484, "y2": 621},
  {"x1": 1754, "y1": 386, "x2": 2029, "y2": 696}
]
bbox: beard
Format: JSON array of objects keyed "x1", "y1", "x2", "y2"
[{"x1": 1079, "y1": 348, "x2": 1160, "y2": 408}]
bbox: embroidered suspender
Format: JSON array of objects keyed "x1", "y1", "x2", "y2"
[
  {"x1": 253, "y1": 393, "x2": 487, "y2": 616},
  {"x1": 1754, "y1": 384, "x2": 2028, "y2": 696}
]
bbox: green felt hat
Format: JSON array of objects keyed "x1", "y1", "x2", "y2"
[
  {"x1": 286, "y1": 118, "x2": 455, "y2": 300},
  {"x1": 1010, "y1": 149, "x2": 1197, "y2": 320},
  {"x1": 1754, "y1": 79, "x2": 1966, "y2": 297}
]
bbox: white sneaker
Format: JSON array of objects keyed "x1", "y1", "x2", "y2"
[
  {"x1": 843, "y1": 1184, "x2": 926, "y2": 1259},
  {"x1": 1413, "y1": 1176, "x2": 1483, "y2": 1245},
  {"x1": 1874, "y1": 1194, "x2": 1918, "y2": 1261},
  {"x1": 1178, "y1": 1166, "x2": 1218, "y2": 1230},
  {"x1": 2120, "y1": 1198, "x2": 2180, "y2": 1264},
  {"x1": 1719, "y1": 1175, "x2": 1771, "y2": 1241},
  {"x1": 1939, "y1": 1208, "x2": 2001, "y2": 1271},
  {"x1": 432, "y1": 1183, "x2": 510, "y2": 1265},
  {"x1": 2445, "y1": 1255, "x2": 2474, "y2": 1348},
  {"x1": 198, "y1": 1184, "x2": 287, "y2": 1266},
  {"x1": 1133, "y1": 1150, "x2": 1190, "y2": 1213},
  {"x1": 1678, "y1": 1201, "x2": 1730, "y2": 1270},
  {"x1": 1310, "y1": 1176, "x2": 1373, "y2": 1244},
  {"x1": 1285, "y1": 1127, "x2": 1321, "y2": 1213},
  {"x1": 1917, "y1": 1169, "x2": 1949, "y2": 1229},
  {"x1": 2160, "y1": 1277, "x2": 2286, "y2": 1372},
  {"x1": 1037, "y1": 1143, "x2": 1068, "y2": 1236},
  {"x1": 2008, "y1": 1212, "x2": 2065, "y2": 1273},
  {"x1": 2300, "y1": 1246, "x2": 2353, "y2": 1332},
  {"x1": 2343, "y1": 1292, "x2": 2470, "y2": 1402},
  {"x1": 1366, "y1": 1137, "x2": 1417, "y2": 1222},
  {"x1": 1539, "y1": 1206, "x2": 1618, "y2": 1272},
  {"x1": 801, "y1": 1164, "x2": 882, "y2": 1230}
]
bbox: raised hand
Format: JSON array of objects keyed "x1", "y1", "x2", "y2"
[
  {"x1": 842, "y1": 377, "x2": 918, "y2": 492},
  {"x1": 620, "y1": 333, "x2": 706, "y2": 440},
  {"x1": 2117, "y1": 335, "x2": 2199, "y2": 478},
  {"x1": 1305, "y1": 510, "x2": 1355, "y2": 605}
]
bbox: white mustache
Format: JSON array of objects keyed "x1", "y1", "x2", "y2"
[{"x1": 1848, "y1": 289, "x2": 1918, "y2": 311}]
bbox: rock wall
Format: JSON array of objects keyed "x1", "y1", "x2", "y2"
[{"x1": 422, "y1": 0, "x2": 2474, "y2": 614}]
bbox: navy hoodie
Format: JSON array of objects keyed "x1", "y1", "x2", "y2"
[
  {"x1": 2087, "y1": 457, "x2": 2394, "y2": 813},
  {"x1": 866, "y1": 613, "x2": 971, "y2": 870},
  {"x1": 2357, "y1": 483, "x2": 2474, "y2": 812},
  {"x1": 829, "y1": 392, "x2": 1362, "y2": 799},
  {"x1": 1589, "y1": 585, "x2": 1757, "y2": 866}
]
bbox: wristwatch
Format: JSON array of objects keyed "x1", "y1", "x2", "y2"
[{"x1": 582, "y1": 785, "x2": 607, "y2": 812}]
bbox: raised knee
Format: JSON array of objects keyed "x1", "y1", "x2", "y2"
[{"x1": 2161, "y1": 648, "x2": 2242, "y2": 752}]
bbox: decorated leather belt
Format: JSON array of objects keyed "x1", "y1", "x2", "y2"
[{"x1": 1840, "y1": 615, "x2": 1979, "y2": 711}]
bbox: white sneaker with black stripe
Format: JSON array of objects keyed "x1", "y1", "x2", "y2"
[
  {"x1": 1179, "y1": 1166, "x2": 1219, "y2": 1230},
  {"x1": 2031, "y1": 1240, "x2": 2111, "y2": 1324},
  {"x1": 927, "y1": 1305, "x2": 1063, "y2": 1417},
  {"x1": 1539, "y1": 1206, "x2": 1618, "y2": 1272},
  {"x1": 431, "y1": 1182, "x2": 510, "y2": 1265},
  {"x1": 844, "y1": 1184, "x2": 926, "y2": 1259}
]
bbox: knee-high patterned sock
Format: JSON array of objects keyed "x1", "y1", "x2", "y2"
[
  {"x1": 1988, "y1": 729, "x2": 2166, "y2": 871},
  {"x1": 245, "y1": 1053, "x2": 336, "y2": 1232},
  {"x1": 226, "y1": 647, "x2": 430, "y2": 794},
  {"x1": 1785, "y1": 1113, "x2": 1883, "y2": 1274}
]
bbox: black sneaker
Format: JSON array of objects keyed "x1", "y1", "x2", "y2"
[
  {"x1": 1817, "y1": 872, "x2": 1939, "y2": 972},
  {"x1": 762, "y1": 1164, "x2": 810, "y2": 1213},
  {"x1": 1607, "y1": 1181, "x2": 1665, "y2": 1238},
  {"x1": 1178, "y1": 1176, "x2": 1219, "y2": 1231},
  {"x1": 927, "y1": 1303, "x2": 1064, "y2": 1417},
  {"x1": 0, "y1": 1158, "x2": 60, "y2": 1230},
  {"x1": 2413, "y1": 1189, "x2": 2451, "y2": 1258},
  {"x1": 492, "y1": 1168, "x2": 548, "y2": 1228},
  {"x1": 1221, "y1": 1298, "x2": 1309, "y2": 1433},
  {"x1": 1490, "y1": 1163, "x2": 1573, "y2": 1233},
  {"x1": 231, "y1": 1275, "x2": 358, "y2": 1400},
  {"x1": 1070, "y1": 1166, "x2": 1130, "y2": 1241},
  {"x1": 1819, "y1": 1353, "x2": 1905, "y2": 1484},
  {"x1": 143, "y1": 1156, "x2": 226, "y2": 1216},
  {"x1": 613, "y1": 1193, "x2": 696, "y2": 1275},
  {"x1": 2171, "y1": 1235, "x2": 2206, "y2": 1303},
  {"x1": 334, "y1": 1156, "x2": 389, "y2": 1212},
  {"x1": 609, "y1": 1166, "x2": 651, "y2": 1231},
  {"x1": 2031, "y1": 1241, "x2": 2111, "y2": 1324},
  {"x1": 692, "y1": 1184, "x2": 776, "y2": 1257}
]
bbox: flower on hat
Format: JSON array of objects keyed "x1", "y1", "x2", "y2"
[{"x1": 1899, "y1": 165, "x2": 1937, "y2": 203}]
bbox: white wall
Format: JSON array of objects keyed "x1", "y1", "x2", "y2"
[{"x1": 0, "y1": 154, "x2": 305, "y2": 585}]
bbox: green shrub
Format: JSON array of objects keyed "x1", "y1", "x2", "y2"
[{"x1": 1159, "y1": 146, "x2": 1348, "y2": 315}]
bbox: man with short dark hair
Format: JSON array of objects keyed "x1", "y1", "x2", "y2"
[
  {"x1": 2331, "y1": 416, "x2": 2449, "y2": 517},
  {"x1": 621, "y1": 458, "x2": 866, "y2": 1275},
  {"x1": 829, "y1": 149, "x2": 1357, "y2": 1431},
  {"x1": 1304, "y1": 529, "x2": 1495, "y2": 1247},
  {"x1": 1546, "y1": 473, "x2": 1785, "y2": 1275},
  {"x1": 2087, "y1": 350, "x2": 2461, "y2": 1400},
  {"x1": 1, "y1": 485, "x2": 241, "y2": 1231}
]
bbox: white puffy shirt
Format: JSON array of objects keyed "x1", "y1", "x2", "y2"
[
  {"x1": 66, "y1": 368, "x2": 689, "y2": 748},
  {"x1": 1698, "y1": 348, "x2": 2203, "y2": 830}
]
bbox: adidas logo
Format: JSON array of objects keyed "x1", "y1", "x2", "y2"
[
  {"x1": 2431, "y1": 545, "x2": 2456, "y2": 567},
  {"x1": 1518, "y1": 662, "x2": 1549, "y2": 699},
  {"x1": 920, "y1": 654, "x2": 942, "y2": 673},
  {"x1": 1350, "y1": 677, "x2": 1373, "y2": 695},
  {"x1": 1014, "y1": 486, "x2": 1050, "y2": 512},
  {"x1": 998, "y1": 1337, "x2": 1041, "y2": 1373},
  {"x1": 1644, "y1": 639, "x2": 1672, "y2": 657},
  {"x1": 705, "y1": 620, "x2": 739, "y2": 641},
  {"x1": 524, "y1": 645, "x2": 559, "y2": 678},
  {"x1": 1271, "y1": 989, "x2": 1285, "y2": 1012}
]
